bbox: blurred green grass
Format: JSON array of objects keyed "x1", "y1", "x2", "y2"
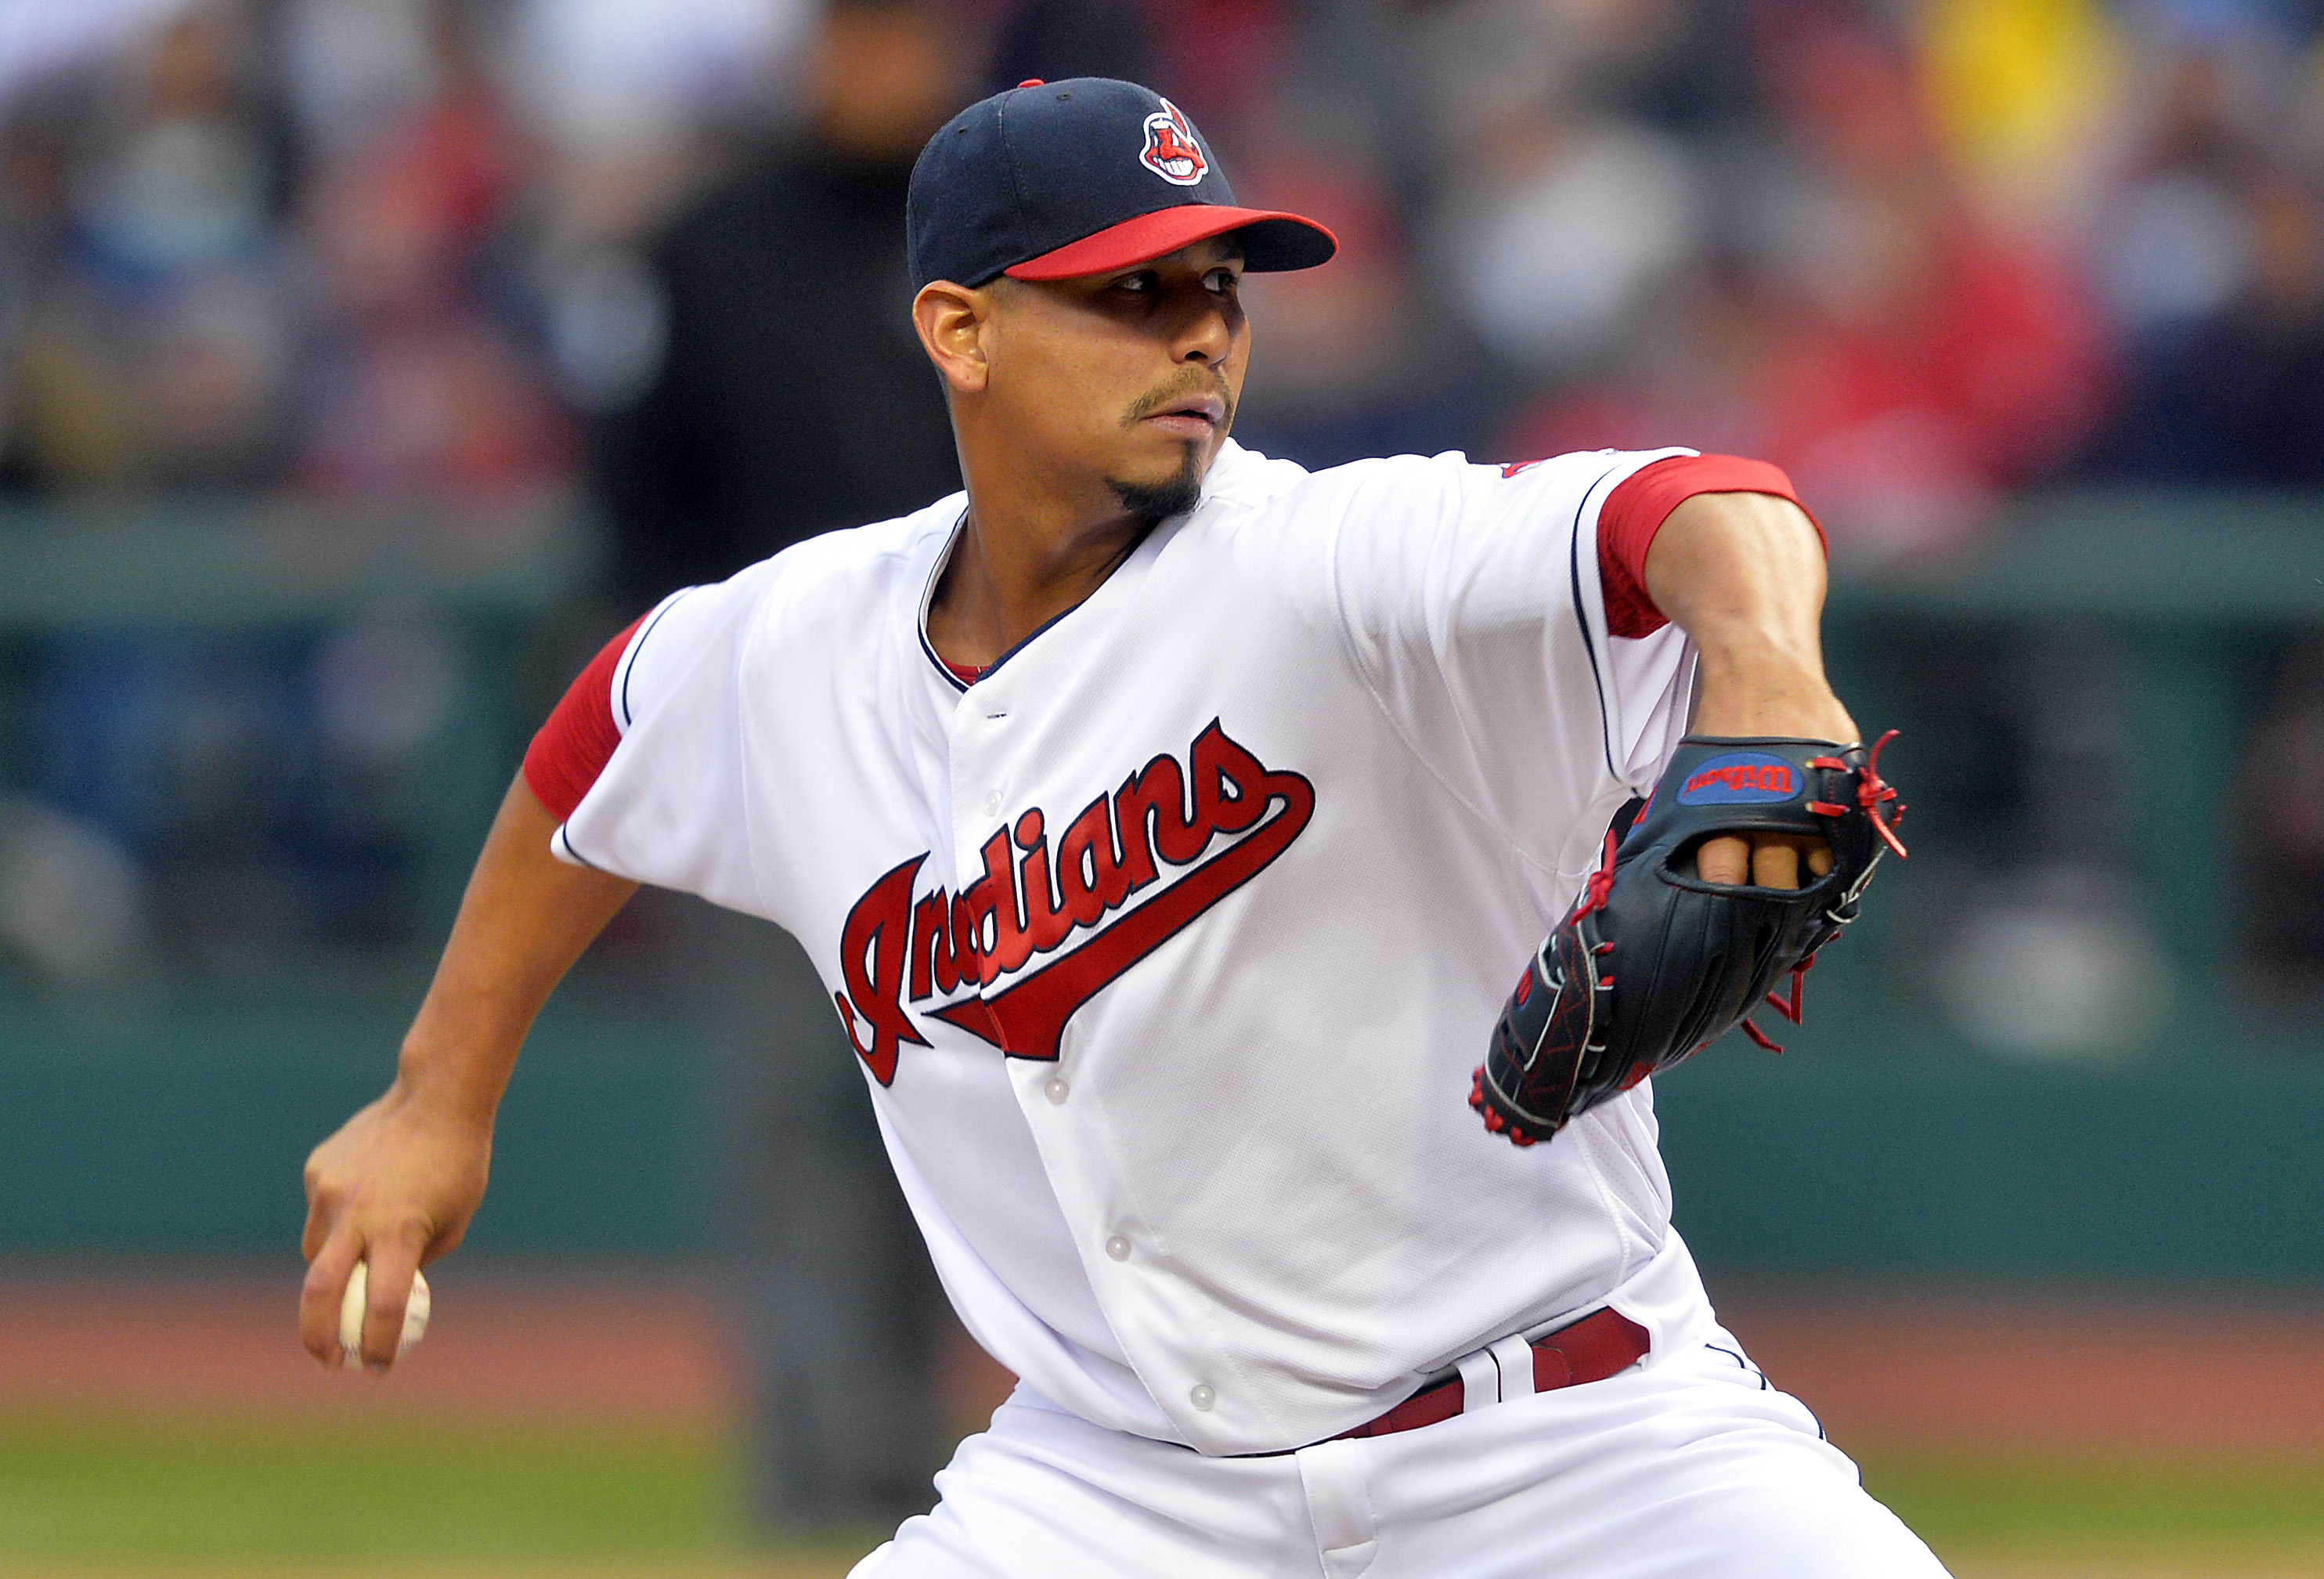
[
  {"x1": 0, "y1": 1411, "x2": 761, "y2": 1561},
  {"x1": 3, "y1": 1411, "x2": 2321, "y2": 1573},
  {"x1": 1863, "y1": 1448, "x2": 2324, "y2": 1570}
]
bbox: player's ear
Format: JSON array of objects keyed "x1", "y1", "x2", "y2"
[{"x1": 913, "y1": 280, "x2": 991, "y2": 396}]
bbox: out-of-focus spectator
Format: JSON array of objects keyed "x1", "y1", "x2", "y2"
[
  {"x1": 1233, "y1": 153, "x2": 1491, "y2": 467},
  {"x1": 509, "y1": 0, "x2": 821, "y2": 352},
  {"x1": 2087, "y1": 27, "x2": 2324, "y2": 482},
  {"x1": 1735, "y1": 7, "x2": 2108, "y2": 555},
  {"x1": 1421, "y1": 0, "x2": 1710, "y2": 384},
  {"x1": 0, "y1": 2, "x2": 547, "y2": 967},
  {"x1": 0, "y1": 89, "x2": 73, "y2": 488},
  {"x1": 500, "y1": 0, "x2": 816, "y2": 156},
  {"x1": 283, "y1": 0, "x2": 459, "y2": 157},
  {"x1": 5, "y1": 3, "x2": 294, "y2": 490},
  {"x1": 1916, "y1": 0, "x2": 2125, "y2": 240},
  {"x1": 1146, "y1": 0, "x2": 1296, "y2": 150},
  {"x1": 592, "y1": 0, "x2": 973, "y2": 606},
  {"x1": 289, "y1": 1, "x2": 570, "y2": 501},
  {"x1": 988, "y1": 0, "x2": 1149, "y2": 96},
  {"x1": 2245, "y1": 641, "x2": 2324, "y2": 982},
  {"x1": 0, "y1": 792, "x2": 151, "y2": 987},
  {"x1": 585, "y1": 0, "x2": 987, "y2": 1533},
  {"x1": 1495, "y1": 2, "x2": 2109, "y2": 562},
  {"x1": 27, "y1": 618, "x2": 455, "y2": 952}
]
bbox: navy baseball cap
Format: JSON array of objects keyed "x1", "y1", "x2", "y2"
[{"x1": 907, "y1": 78, "x2": 1337, "y2": 290}]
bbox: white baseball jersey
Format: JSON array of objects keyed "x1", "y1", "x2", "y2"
[{"x1": 553, "y1": 439, "x2": 1714, "y2": 1457}]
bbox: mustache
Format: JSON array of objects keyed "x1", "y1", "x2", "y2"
[{"x1": 1122, "y1": 373, "x2": 1235, "y2": 429}]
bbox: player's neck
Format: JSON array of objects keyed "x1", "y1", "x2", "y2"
[{"x1": 926, "y1": 488, "x2": 1153, "y2": 669}]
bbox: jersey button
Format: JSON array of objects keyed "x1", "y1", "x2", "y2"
[
  {"x1": 1104, "y1": 1235, "x2": 1131, "y2": 1261},
  {"x1": 981, "y1": 790, "x2": 1002, "y2": 817},
  {"x1": 1189, "y1": 1384, "x2": 1215, "y2": 1411},
  {"x1": 1044, "y1": 1077, "x2": 1069, "y2": 1104}
]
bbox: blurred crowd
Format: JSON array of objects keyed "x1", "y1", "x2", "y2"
[
  {"x1": 3, "y1": 0, "x2": 2324, "y2": 969},
  {"x1": 13, "y1": 0, "x2": 2324, "y2": 529},
  {"x1": 7, "y1": 0, "x2": 2324, "y2": 537}
]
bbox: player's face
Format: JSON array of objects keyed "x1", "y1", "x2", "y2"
[{"x1": 989, "y1": 237, "x2": 1249, "y2": 518}]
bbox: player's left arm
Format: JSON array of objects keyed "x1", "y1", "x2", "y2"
[{"x1": 1641, "y1": 490, "x2": 1857, "y2": 889}]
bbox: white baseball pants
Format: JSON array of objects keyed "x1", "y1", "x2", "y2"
[{"x1": 850, "y1": 1326, "x2": 1954, "y2": 1578}]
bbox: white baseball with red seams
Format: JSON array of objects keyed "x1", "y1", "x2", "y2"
[
  {"x1": 541, "y1": 439, "x2": 1953, "y2": 1575},
  {"x1": 337, "y1": 1261, "x2": 429, "y2": 1360}
]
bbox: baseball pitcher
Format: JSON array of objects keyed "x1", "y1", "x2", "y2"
[{"x1": 302, "y1": 78, "x2": 1943, "y2": 1577}]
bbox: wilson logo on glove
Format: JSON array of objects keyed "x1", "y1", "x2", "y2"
[
  {"x1": 1471, "y1": 732, "x2": 1905, "y2": 1148},
  {"x1": 1677, "y1": 754, "x2": 1798, "y2": 804}
]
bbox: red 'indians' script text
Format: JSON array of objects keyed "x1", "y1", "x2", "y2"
[{"x1": 833, "y1": 719, "x2": 1315, "y2": 1085}]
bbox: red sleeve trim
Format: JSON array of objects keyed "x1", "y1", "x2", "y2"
[
  {"x1": 522, "y1": 613, "x2": 646, "y2": 822},
  {"x1": 1597, "y1": 455, "x2": 1823, "y2": 639}
]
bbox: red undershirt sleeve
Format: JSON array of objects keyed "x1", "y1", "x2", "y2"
[
  {"x1": 1597, "y1": 455, "x2": 1824, "y2": 639},
  {"x1": 522, "y1": 613, "x2": 646, "y2": 822}
]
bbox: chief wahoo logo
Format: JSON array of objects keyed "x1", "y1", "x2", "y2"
[{"x1": 1139, "y1": 99, "x2": 1207, "y2": 186}]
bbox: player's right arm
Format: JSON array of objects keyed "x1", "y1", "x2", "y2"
[
  {"x1": 302, "y1": 565, "x2": 774, "y2": 1368},
  {"x1": 298, "y1": 775, "x2": 637, "y2": 1372}
]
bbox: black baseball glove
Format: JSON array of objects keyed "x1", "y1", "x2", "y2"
[{"x1": 1471, "y1": 733, "x2": 1905, "y2": 1147}]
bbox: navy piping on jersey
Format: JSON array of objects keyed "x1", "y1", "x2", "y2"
[
  {"x1": 1703, "y1": 1338, "x2": 1820, "y2": 1436},
  {"x1": 918, "y1": 511, "x2": 975, "y2": 693},
  {"x1": 555, "y1": 821, "x2": 608, "y2": 872},
  {"x1": 1706, "y1": 1341, "x2": 1770, "y2": 1389},
  {"x1": 1566, "y1": 457, "x2": 1629, "y2": 782},
  {"x1": 916, "y1": 510, "x2": 1161, "y2": 692},
  {"x1": 981, "y1": 602, "x2": 1080, "y2": 678},
  {"x1": 922, "y1": 605, "x2": 1077, "y2": 692},
  {"x1": 619, "y1": 587, "x2": 697, "y2": 730},
  {"x1": 918, "y1": 630, "x2": 970, "y2": 693}
]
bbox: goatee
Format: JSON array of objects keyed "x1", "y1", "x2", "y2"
[{"x1": 1109, "y1": 444, "x2": 1204, "y2": 524}]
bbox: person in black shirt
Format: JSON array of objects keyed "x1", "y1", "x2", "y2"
[
  {"x1": 596, "y1": 1, "x2": 973, "y2": 609},
  {"x1": 589, "y1": 0, "x2": 975, "y2": 1532}
]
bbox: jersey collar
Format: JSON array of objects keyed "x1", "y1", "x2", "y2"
[{"x1": 913, "y1": 446, "x2": 1243, "y2": 694}]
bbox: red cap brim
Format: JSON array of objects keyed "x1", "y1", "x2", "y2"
[{"x1": 1004, "y1": 205, "x2": 1337, "y2": 281}]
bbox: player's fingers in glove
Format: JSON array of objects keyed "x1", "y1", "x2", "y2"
[
  {"x1": 1695, "y1": 832, "x2": 1832, "y2": 889},
  {"x1": 1753, "y1": 833, "x2": 1834, "y2": 887},
  {"x1": 1802, "y1": 838, "x2": 1834, "y2": 880}
]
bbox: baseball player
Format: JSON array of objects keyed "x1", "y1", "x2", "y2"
[{"x1": 301, "y1": 79, "x2": 1949, "y2": 1577}]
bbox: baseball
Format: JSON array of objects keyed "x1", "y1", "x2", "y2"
[{"x1": 337, "y1": 1261, "x2": 430, "y2": 1360}]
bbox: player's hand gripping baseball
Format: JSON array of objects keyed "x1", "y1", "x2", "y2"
[
  {"x1": 301, "y1": 1082, "x2": 489, "y2": 1370},
  {"x1": 1647, "y1": 489, "x2": 1856, "y2": 892},
  {"x1": 300, "y1": 778, "x2": 637, "y2": 1371}
]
